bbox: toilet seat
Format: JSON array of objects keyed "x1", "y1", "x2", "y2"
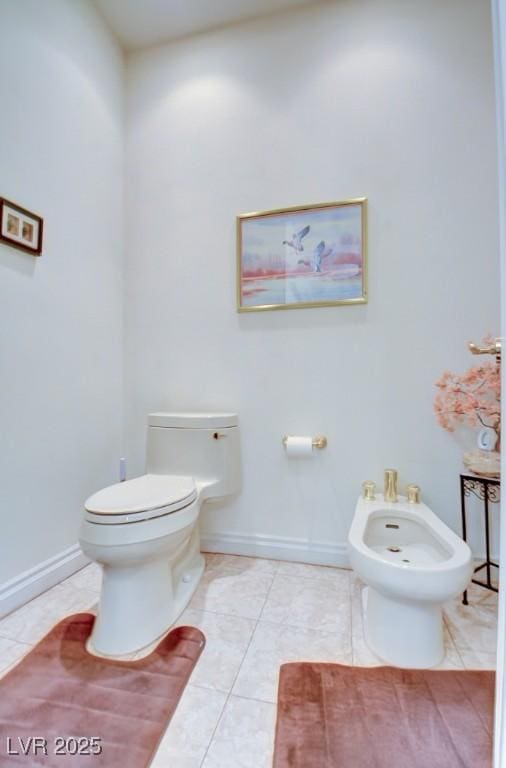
[{"x1": 85, "y1": 474, "x2": 197, "y2": 525}]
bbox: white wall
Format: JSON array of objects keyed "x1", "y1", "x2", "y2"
[
  {"x1": 0, "y1": 0, "x2": 124, "y2": 584},
  {"x1": 125, "y1": 0, "x2": 500, "y2": 564}
]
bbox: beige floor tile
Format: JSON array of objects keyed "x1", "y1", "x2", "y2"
[
  {"x1": 0, "y1": 637, "x2": 33, "y2": 677},
  {"x1": 276, "y1": 561, "x2": 350, "y2": 583},
  {"x1": 204, "y1": 554, "x2": 279, "y2": 575},
  {"x1": 173, "y1": 608, "x2": 256, "y2": 692},
  {"x1": 463, "y1": 583, "x2": 498, "y2": 610},
  {"x1": 459, "y1": 649, "x2": 497, "y2": 670},
  {"x1": 65, "y1": 562, "x2": 102, "y2": 593},
  {"x1": 151, "y1": 684, "x2": 227, "y2": 768},
  {"x1": 202, "y1": 695, "x2": 276, "y2": 768},
  {"x1": 260, "y1": 572, "x2": 351, "y2": 633},
  {"x1": 151, "y1": 750, "x2": 202, "y2": 768},
  {"x1": 233, "y1": 619, "x2": 351, "y2": 703},
  {"x1": 0, "y1": 581, "x2": 97, "y2": 644},
  {"x1": 444, "y1": 585, "x2": 498, "y2": 654},
  {"x1": 190, "y1": 567, "x2": 274, "y2": 620},
  {"x1": 0, "y1": 553, "x2": 498, "y2": 714},
  {"x1": 434, "y1": 628, "x2": 465, "y2": 670}
]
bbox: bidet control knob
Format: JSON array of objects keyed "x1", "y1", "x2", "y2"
[
  {"x1": 362, "y1": 481, "x2": 376, "y2": 501},
  {"x1": 407, "y1": 484, "x2": 421, "y2": 504}
]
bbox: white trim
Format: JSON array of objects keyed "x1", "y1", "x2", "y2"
[
  {"x1": 493, "y1": 0, "x2": 506, "y2": 765},
  {"x1": 200, "y1": 530, "x2": 349, "y2": 568},
  {"x1": 0, "y1": 544, "x2": 89, "y2": 619}
]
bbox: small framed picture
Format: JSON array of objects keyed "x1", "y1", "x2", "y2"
[
  {"x1": 237, "y1": 198, "x2": 367, "y2": 312},
  {"x1": 0, "y1": 197, "x2": 43, "y2": 256}
]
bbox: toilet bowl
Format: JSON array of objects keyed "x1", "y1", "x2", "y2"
[
  {"x1": 348, "y1": 494, "x2": 473, "y2": 668},
  {"x1": 80, "y1": 412, "x2": 240, "y2": 658}
]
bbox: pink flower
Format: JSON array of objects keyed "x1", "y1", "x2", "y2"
[{"x1": 434, "y1": 337, "x2": 501, "y2": 437}]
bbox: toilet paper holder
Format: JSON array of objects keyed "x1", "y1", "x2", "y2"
[{"x1": 282, "y1": 435, "x2": 328, "y2": 449}]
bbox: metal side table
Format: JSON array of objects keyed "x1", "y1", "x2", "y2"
[{"x1": 460, "y1": 473, "x2": 500, "y2": 605}]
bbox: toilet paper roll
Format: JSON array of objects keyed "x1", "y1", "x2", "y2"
[{"x1": 284, "y1": 436, "x2": 313, "y2": 458}]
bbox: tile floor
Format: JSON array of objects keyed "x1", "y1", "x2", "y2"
[{"x1": 0, "y1": 555, "x2": 498, "y2": 768}]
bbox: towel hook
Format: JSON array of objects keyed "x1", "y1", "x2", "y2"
[{"x1": 468, "y1": 337, "x2": 501, "y2": 365}]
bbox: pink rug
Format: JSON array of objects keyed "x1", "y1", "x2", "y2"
[
  {"x1": 273, "y1": 662, "x2": 494, "y2": 768},
  {"x1": 0, "y1": 613, "x2": 205, "y2": 767}
]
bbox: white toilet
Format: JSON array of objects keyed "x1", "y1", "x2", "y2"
[
  {"x1": 79, "y1": 411, "x2": 240, "y2": 657},
  {"x1": 348, "y1": 494, "x2": 473, "y2": 668}
]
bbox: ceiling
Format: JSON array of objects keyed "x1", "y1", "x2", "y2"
[{"x1": 93, "y1": 0, "x2": 321, "y2": 51}]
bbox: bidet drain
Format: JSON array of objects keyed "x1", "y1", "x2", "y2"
[{"x1": 387, "y1": 546, "x2": 402, "y2": 553}]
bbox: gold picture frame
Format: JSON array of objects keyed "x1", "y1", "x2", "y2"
[{"x1": 237, "y1": 197, "x2": 367, "y2": 312}]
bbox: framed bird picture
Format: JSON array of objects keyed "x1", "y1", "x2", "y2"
[{"x1": 236, "y1": 198, "x2": 367, "y2": 312}]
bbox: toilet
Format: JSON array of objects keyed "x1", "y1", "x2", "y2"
[
  {"x1": 348, "y1": 494, "x2": 473, "y2": 668},
  {"x1": 79, "y1": 411, "x2": 240, "y2": 657}
]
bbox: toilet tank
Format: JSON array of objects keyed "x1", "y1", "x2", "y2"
[{"x1": 146, "y1": 412, "x2": 241, "y2": 499}]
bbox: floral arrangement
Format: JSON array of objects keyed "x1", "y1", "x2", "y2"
[{"x1": 434, "y1": 336, "x2": 501, "y2": 447}]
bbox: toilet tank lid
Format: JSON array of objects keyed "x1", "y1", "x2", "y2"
[{"x1": 148, "y1": 412, "x2": 238, "y2": 429}]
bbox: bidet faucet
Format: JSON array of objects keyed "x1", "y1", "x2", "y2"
[{"x1": 384, "y1": 469, "x2": 398, "y2": 502}]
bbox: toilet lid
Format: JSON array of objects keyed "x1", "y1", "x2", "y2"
[{"x1": 85, "y1": 474, "x2": 197, "y2": 516}]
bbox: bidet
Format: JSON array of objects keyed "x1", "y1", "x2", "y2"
[{"x1": 348, "y1": 493, "x2": 473, "y2": 668}]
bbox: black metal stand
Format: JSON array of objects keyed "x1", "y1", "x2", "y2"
[{"x1": 460, "y1": 473, "x2": 500, "y2": 605}]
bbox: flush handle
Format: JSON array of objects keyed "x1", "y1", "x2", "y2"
[{"x1": 213, "y1": 432, "x2": 228, "y2": 440}]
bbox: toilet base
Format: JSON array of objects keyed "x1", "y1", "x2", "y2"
[
  {"x1": 87, "y1": 526, "x2": 204, "y2": 658},
  {"x1": 363, "y1": 587, "x2": 445, "y2": 669}
]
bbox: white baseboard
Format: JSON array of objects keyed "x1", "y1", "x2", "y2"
[
  {"x1": 0, "y1": 536, "x2": 488, "y2": 622},
  {"x1": 0, "y1": 544, "x2": 90, "y2": 619},
  {"x1": 200, "y1": 530, "x2": 349, "y2": 568}
]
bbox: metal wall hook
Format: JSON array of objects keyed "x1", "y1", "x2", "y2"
[{"x1": 468, "y1": 337, "x2": 501, "y2": 365}]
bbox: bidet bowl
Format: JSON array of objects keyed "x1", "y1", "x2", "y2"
[{"x1": 348, "y1": 495, "x2": 473, "y2": 667}]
